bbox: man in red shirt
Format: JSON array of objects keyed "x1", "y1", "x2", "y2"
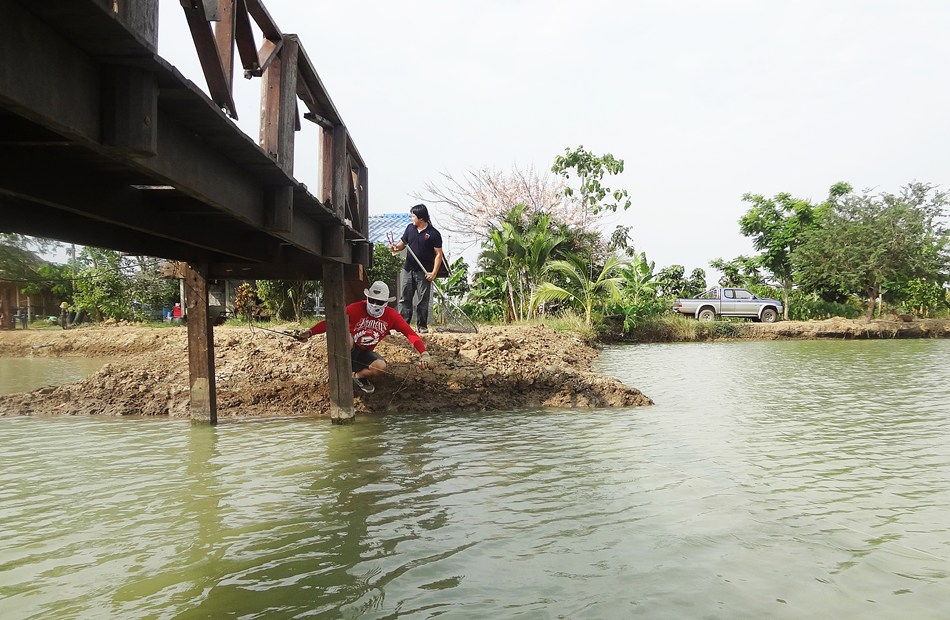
[{"x1": 297, "y1": 281, "x2": 431, "y2": 394}]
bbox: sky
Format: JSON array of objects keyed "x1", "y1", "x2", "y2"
[{"x1": 156, "y1": 0, "x2": 950, "y2": 282}]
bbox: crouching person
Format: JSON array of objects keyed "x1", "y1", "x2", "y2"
[{"x1": 297, "y1": 281, "x2": 431, "y2": 394}]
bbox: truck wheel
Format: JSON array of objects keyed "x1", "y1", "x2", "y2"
[
  {"x1": 698, "y1": 308, "x2": 716, "y2": 322},
  {"x1": 761, "y1": 308, "x2": 778, "y2": 323}
]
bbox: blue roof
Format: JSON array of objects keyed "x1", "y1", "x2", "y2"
[{"x1": 367, "y1": 213, "x2": 412, "y2": 244}]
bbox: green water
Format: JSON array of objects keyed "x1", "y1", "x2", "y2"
[
  {"x1": 0, "y1": 357, "x2": 115, "y2": 396},
  {"x1": 1, "y1": 339, "x2": 949, "y2": 618}
]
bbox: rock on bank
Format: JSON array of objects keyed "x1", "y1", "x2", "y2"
[{"x1": 0, "y1": 325, "x2": 652, "y2": 418}]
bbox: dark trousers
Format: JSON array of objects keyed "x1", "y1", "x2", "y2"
[{"x1": 399, "y1": 269, "x2": 432, "y2": 328}]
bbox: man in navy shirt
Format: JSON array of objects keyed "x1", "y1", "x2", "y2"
[{"x1": 389, "y1": 204, "x2": 444, "y2": 333}]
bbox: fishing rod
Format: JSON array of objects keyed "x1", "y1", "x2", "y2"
[{"x1": 248, "y1": 322, "x2": 304, "y2": 341}]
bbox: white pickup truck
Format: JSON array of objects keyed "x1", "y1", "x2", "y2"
[{"x1": 673, "y1": 287, "x2": 783, "y2": 322}]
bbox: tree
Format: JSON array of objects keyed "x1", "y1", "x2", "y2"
[
  {"x1": 551, "y1": 145, "x2": 631, "y2": 226},
  {"x1": 0, "y1": 234, "x2": 62, "y2": 284},
  {"x1": 413, "y1": 165, "x2": 589, "y2": 238},
  {"x1": 709, "y1": 256, "x2": 765, "y2": 289},
  {"x1": 475, "y1": 204, "x2": 570, "y2": 321},
  {"x1": 441, "y1": 257, "x2": 471, "y2": 300},
  {"x1": 72, "y1": 247, "x2": 130, "y2": 321},
  {"x1": 531, "y1": 252, "x2": 625, "y2": 326},
  {"x1": 368, "y1": 243, "x2": 403, "y2": 295},
  {"x1": 655, "y1": 265, "x2": 707, "y2": 298},
  {"x1": 257, "y1": 280, "x2": 317, "y2": 322},
  {"x1": 736, "y1": 182, "x2": 850, "y2": 319},
  {"x1": 793, "y1": 182, "x2": 949, "y2": 319},
  {"x1": 127, "y1": 256, "x2": 178, "y2": 319},
  {"x1": 618, "y1": 251, "x2": 656, "y2": 306}
]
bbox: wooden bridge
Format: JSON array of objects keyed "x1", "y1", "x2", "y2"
[{"x1": 0, "y1": 0, "x2": 371, "y2": 423}]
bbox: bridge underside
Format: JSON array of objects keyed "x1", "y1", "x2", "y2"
[
  {"x1": 0, "y1": 0, "x2": 369, "y2": 280},
  {"x1": 1, "y1": 0, "x2": 369, "y2": 423}
]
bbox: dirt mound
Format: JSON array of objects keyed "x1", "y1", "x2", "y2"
[
  {"x1": 0, "y1": 324, "x2": 652, "y2": 418},
  {"x1": 746, "y1": 317, "x2": 950, "y2": 340}
]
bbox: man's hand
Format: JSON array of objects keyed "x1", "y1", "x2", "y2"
[
  {"x1": 296, "y1": 329, "x2": 312, "y2": 342},
  {"x1": 418, "y1": 352, "x2": 432, "y2": 370},
  {"x1": 425, "y1": 271, "x2": 435, "y2": 282}
]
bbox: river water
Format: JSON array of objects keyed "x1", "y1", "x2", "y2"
[
  {"x1": 1, "y1": 339, "x2": 949, "y2": 618},
  {"x1": 0, "y1": 357, "x2": 116, "y2": 396}
]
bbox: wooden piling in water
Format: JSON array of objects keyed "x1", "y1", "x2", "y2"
[{"x1": 181, "y1": 262, "x2": 217, "y2": 425}]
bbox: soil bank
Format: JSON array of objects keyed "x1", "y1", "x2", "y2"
[
  {"x1": 620, "y1": 316, "x2": 950, "y2": 343},
  {"x1": 0, "y1": 324, "x2": 652, "y2": 419}
]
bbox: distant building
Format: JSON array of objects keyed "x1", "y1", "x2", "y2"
[{"x1": 367, "y1": 212, "x2": 412, "y2": 245}]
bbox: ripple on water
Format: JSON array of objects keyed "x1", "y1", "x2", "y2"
[{"x1": 2, "y1": 339, "x2": 950, "y2": 618}]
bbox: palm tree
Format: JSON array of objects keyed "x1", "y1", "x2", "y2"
[
  {"x1": 477, "y1": 204, "x2": 571, "y2": 322},
  {"x1": 531, "y1": 252, "x2": 625, "y2": 325}
]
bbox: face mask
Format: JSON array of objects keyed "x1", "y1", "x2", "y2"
[{"x1": 366, "y1": 299, "x2": 386, "y2": 318}]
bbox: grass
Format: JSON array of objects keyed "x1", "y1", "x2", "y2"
[
  {"x1": 501, "y1": 311, "x2": 598, "y2": 344},
  {"x1": 621, "y1": 313, "x2": 753, "y2": 342}
]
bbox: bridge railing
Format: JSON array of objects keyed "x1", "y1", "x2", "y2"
[{"x1": 115, "y1": 0, "x2": 369, "y2": 251}]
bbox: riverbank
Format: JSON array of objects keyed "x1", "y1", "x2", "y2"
[
  {"x1": 620, "y1": 316, "x2": 950, "y2": 343},
  {"x1": 0, "y1": 324, "x2": 652, "y2": 418}
]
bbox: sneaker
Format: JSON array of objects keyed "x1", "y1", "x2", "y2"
[
  {"x1": 352, "y1": 374, "x2": 375, "y2": 394},
  {"x1": 418, "y1": 327, "x2": 428, "y2": 334}
]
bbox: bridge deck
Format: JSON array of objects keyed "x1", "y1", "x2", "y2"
[{"x1": 1, "y1": 0, "x2": 369, "y2": 280}]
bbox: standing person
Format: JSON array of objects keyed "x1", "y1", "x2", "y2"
[
  {"x1": 59, "y1": 301, "x2": 69, "y2": 330},
  {"x1": 297, "y1": 281, "x2": 432, "y2": 394},
  {"x1": 389, "y1": 204, "x2": 443, "y2": 333}
]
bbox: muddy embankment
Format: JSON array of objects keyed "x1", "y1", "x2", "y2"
[
  {"x1": 0, "y1": 324, "x2": 652, "y2": 419},
  {"x1": 620, "y1": 316, "x2": 950, "y2": 343}
]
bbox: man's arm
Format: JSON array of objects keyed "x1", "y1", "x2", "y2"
[
  {"x1": 296, "y1": 319, "x2": 326, "y2": 341},
  {"x1": 427, "y1": 247, "x2": 444, "y2": 282}
]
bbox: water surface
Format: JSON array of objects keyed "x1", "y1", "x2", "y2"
[
  {"x1": 0, "y1": 357, "x2": 116, "y2": 395},
  {"x1": 1, "y1": 339, "x2": 948, "y2": 618}
]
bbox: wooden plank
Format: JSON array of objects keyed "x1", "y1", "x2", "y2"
[
  {"x1": 100, "y1": 65, "x2": 158, "y2": 157},
  {"x1": 115, "y1": 0, "x2": 159, "y2": 52},
  {"x1": 213, "y1": 0, "x2": 236, "y2": 96},
  {"x1": 256, "y1": 38, "x2": 283, "y2": 77},
  {"x1": 263, "y1": 185, "x2": 293, "y2": 233},
  {"x1": 258, "y1": 36, "x2": 298, "y2": 174},
  {"x1": 244, "y1": 0, "x2": 282, "y2": 41},
  {"x1": 0, "y1": 152, "x2": 286, "y2": 256},
  {"x1": 208, "y1": 260, "x2": 324, "y2": 280},
  {"x1": 180, "y1": 0, "x2": 237, "y2": 118},
  {"x1": 322, "y1": 262, "x2": 354, "y2": 423},
  {"x1": 321, "y1": 127, "x2": 333, "y2": 204},
  {"x1": 0, "y1": 1, "x2": 101, "y2": 143},
  {"x1": 358, "y1": 165, "x2": 369, "y2": 244},
  {"x1": 181, "y1": 261, "x2": 217, "y2": 424},
  {"x1": 321, "y1": 224, "x2": 345, "y2": 261},
  {"x1": 331, "y1": 124, "x2": 348, "y2": 219},
  {"x1": 233, "y1": 0, "x2": 260, "y2": 76}
]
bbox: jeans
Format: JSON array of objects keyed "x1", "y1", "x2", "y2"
[{"x1": 399, "y1": 269, "x2": 432, "y2": 329}]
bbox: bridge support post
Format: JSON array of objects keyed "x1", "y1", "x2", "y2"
[
  {"x1": 323, "y1": 262, "x2": 354, "y2": 424},
  {"x1": 181, "y1": 262, "x2": 217, "y2": 425}
]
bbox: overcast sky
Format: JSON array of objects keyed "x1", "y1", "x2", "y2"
[{"x1": 158, "y1": 0, "x2": 950, "y2": 280}]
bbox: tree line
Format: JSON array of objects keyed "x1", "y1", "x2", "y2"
[{"x1": 3, "y1": 148, "x2": 949, "y2": 332}]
